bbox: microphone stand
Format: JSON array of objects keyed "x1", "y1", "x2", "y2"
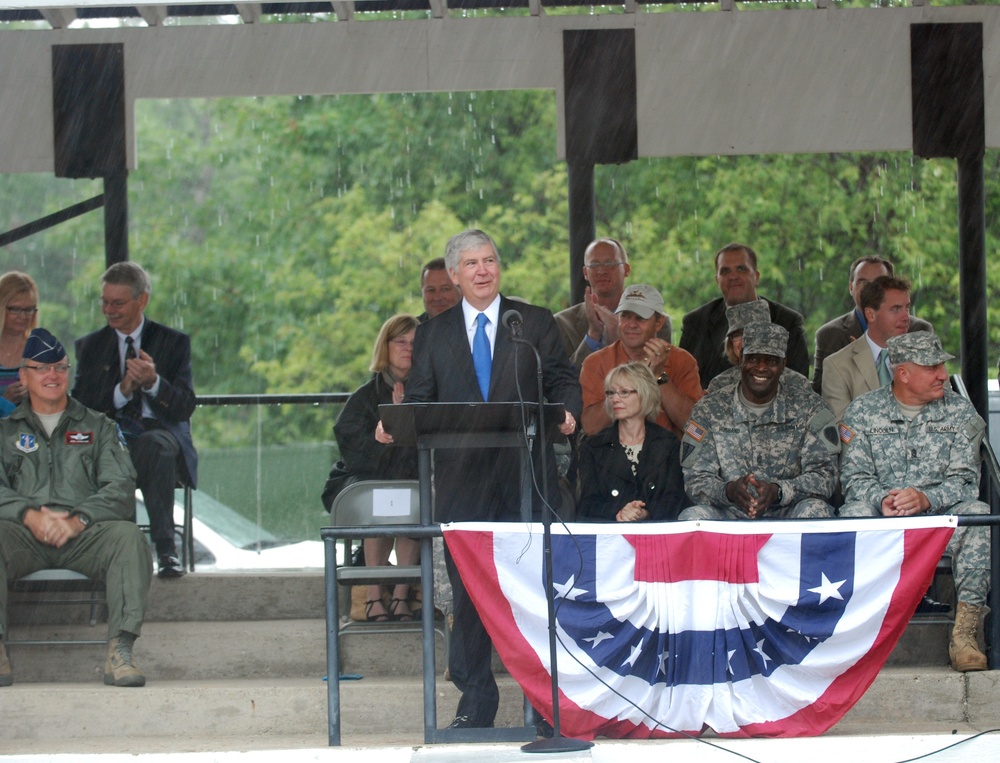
[{"x1": 507, "y1": 322, "x2": 593, "y2": 754}]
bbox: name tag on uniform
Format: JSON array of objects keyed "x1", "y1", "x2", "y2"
[
  {"x1": 868, "y1": 426, "x2": 899, "y2": 435},
  {"x1": 926, "y1": 424, "x2": 959, "y2": 433},
  {"x1": 66, "y1": 431, "x2": 94, "y2": 445}
]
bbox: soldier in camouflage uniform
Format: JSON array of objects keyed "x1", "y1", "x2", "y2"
[
  {"x1": 839, "y1": 331, "x2": 990, "y2": 672},
  {"x1": 707, "y1": 300, "x2": 812, "y2": 394},
  {"x1": 680, "y1": 323, "x2": 840, "y2": 521}
]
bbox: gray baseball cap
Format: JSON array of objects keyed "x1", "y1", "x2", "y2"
[
  {"x1": 887, "y1": 331, "x2": 954, "y2": 367},
  {"x1": 742, "y1": 322, "x2": 789, "y2": 358},
  {"x1": 615, "y1": 284, "x2": 665, "y2": 320},
  {"x1": 726, "y1": 299, "x2": 771, "y2": 337}
]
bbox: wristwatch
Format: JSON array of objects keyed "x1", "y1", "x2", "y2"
[
  {"x1": 657, "y1": 372, "x2": 670, "y2": 386},
  {"x1": 76, "y1": 513, "x2": 91, "y2": 529}
]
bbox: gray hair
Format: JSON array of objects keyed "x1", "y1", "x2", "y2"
[
  {"x1": 101, "y1": 262, "x2": 151, "y2": 299},
  {"x1": 444, "y1": 229, "x2": 499, "y2": 272}
]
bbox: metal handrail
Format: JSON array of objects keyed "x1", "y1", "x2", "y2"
[{"x1": 195, "y1": 393, "x2": 350, "y2": 406}]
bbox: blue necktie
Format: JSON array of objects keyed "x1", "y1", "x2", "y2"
[{"x1": 473, "y1": 312, "x2": 491, "y2": 401}]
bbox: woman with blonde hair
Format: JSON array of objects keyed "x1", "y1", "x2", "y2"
[
  {"x1": 0, "y1": 272, "x2": 39, "y2": 414},
  {"x1": 577, "y1": 362, "x2": 687, "y2": 522},
  {"x1": 333, "y1": 314, "x2": 420, "y2": 621}
]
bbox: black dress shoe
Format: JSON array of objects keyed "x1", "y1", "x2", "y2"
[
  {"x1": 915, "y1": 594, "x2": 950, "y2": 614},
  {"x1": 157, "y1": 554, "x2": 185, "y2": 579},
  {"x1": 446, "y1": 715, "x2": 493, "y2": 730}
]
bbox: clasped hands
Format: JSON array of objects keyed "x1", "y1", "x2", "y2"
[
  {"x1": 725, "y1": 473, "x2": 780, "y2": 519},
  {"x1": 616, "y1": 500, "x2": 649, "y2": 523},
  {"x1": 23, "y1": 507, "x2": 86, "y2": 548},
  {"x1": 880, "y1": 488, "x2": 930, "y2": 517}
]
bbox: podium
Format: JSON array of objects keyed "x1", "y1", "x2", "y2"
[
  {"x1": 379, "y1": 401, "x2": 567, "y2": 524},
  {"x1": 377, "y1": 401, "x2": 566, "y2": 743}
]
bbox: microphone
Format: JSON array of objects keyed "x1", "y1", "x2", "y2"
[{"x1": 501, "y1": 309, "x2": 523, "y2": 337}]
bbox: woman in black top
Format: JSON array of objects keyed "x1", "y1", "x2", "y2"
[
  {"x1": 577, "y1": 362, "x2": 687, "y2": 522},
  {"x1": 334, "y1": 314, "x2": 420, "y2": 620}
]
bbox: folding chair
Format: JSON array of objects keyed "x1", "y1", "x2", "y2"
[
  {"x1": 330, "y1": 479, "x2": 447, "y2": 654},
  {"x1": 6, "y1": 569, "x2": 107, "y2": 645}
]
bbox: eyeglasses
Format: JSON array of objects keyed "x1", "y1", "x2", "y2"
[
  {"x1": 6, "y1": 306, "x2": 38, "y2": 316},
  {"x1": 23, "y1": 363, "x2": 71, "y2": 374},
  {"x1": 605, "y1": 388, "x2": 638, "y2": 399},
  {"x1": 586, "y1": 261, "x2": 625, "y2": 271},
  {"x1": 100, "y1": 298, "x2": 133, "y2": 310}
]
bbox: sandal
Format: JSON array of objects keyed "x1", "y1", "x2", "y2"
[
  {"x1": 388, "y1": 597, "x2": 414, "y2": 622},
  {"x1": 365, "y1": 599, "x2": 390, "y2": 622}
]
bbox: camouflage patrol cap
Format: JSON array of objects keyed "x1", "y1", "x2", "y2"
[
  {"x1": 741, "y1": 322, "x2": 788, "y2": 358},
  {"x1": 887, "y1": 330, "x2": 954, "y2": 367},
  {"x1": 615, "y1": 284, "x2": 664, "y2": 320},
  {"x1": 726, "y1": 299, "x2": 771, "y2": 337}
]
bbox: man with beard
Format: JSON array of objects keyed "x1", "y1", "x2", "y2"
[{"x1": 579, "y1": 284, "x2": 701, "y2": 438}]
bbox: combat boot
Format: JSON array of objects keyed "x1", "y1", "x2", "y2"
[
  {"x1": 949, "y1": 602, "x2": 988, "y2": 672},
  {"x1": 0, "y1": 640, "x2": 12, "y2": 687},
  {"x1": 104, "y1": 632, "x2": 146, "y2": 687}
]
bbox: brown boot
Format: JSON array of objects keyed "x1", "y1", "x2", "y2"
[
  {"x1": 104, "y1": 632, "x2": 146, "y2": 687},
  {"x1": 949, "y1": 602, "x2": 988, "y2": 672},
  {"x1": 0, "y1": 640, "x2": 12, "y2": 687}
]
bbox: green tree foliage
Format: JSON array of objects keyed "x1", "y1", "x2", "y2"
[{"x1": 4, "y1": 90, "x2": 1000, "y2": 436}]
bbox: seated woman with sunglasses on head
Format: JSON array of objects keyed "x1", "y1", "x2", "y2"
[{"x1": 577, "y1": 362, "x2": 688, "y2": 522}]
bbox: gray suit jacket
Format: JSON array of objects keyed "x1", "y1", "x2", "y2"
[
  {"x1": 812, "y1": 310, "x2": 932, "y2": 394},
  {"x1": 820, "y1": 336, "x2": 881, "y2": 422}
]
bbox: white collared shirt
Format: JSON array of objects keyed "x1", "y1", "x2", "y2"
[
  {"x1": 864, "y1": 330, "x2": 891, "y2": 376},
  {"x1": 461, "y1": 296, "x2": 501, "y2": 357}
]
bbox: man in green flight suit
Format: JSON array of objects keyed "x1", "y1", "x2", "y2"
[{"x1": 0, "y1": 328, "x2": 151, "y2": 687}]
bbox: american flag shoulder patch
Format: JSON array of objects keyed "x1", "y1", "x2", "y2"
[
  {"x1": 839, "y1": 423, "x2": 855, "y2": 444},
  {"x1": 685, "y1": 420, "x2": 706, "y2": 442}
]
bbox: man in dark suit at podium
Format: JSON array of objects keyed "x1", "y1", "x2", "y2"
[{"x1": 403, "y1": 229, "x2": 582, "y2": 730}]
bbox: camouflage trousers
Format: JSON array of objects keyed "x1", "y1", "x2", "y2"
[
  {"x1": 679, "y1": 498, "x2": 834, "y2": 521},
  {"x1": 839, "y1": 499, "x2": 990, "y2": 606}
]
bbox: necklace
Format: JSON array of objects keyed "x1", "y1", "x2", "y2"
[
  {"x1": 0, "y1": 340, "x2": 23, "y2": 366},
  {"x1": 618, "y1": 424, "x2": 645, "y2": 447}
]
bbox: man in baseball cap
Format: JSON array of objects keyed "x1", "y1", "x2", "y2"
[{"x1": 579, "y1": 284, "x2": 703, "y2": 438}]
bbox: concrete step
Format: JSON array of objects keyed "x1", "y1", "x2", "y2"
[
  {"x1": 5, "y1": 618, "x2": 453, "y2": 683},
  {"x1": 8, "y1": 572, "x2": 326, "y2": 626},
  {"x1": 2, "y1": 669, "x2": 1000, "y2": 755}
]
